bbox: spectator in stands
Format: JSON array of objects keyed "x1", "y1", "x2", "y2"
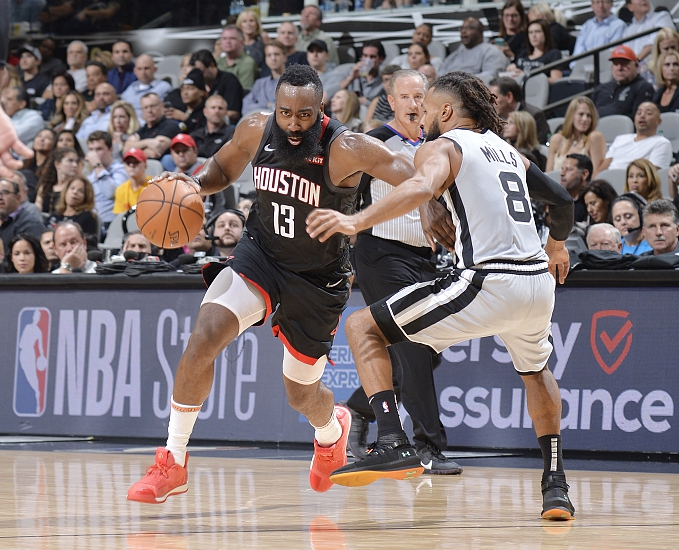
[
  {"x1": 39, "y1": 71, "x2": 74, "y2": 122},
  {"x1": 108, "y1": 40, "x2": 136, "y2": 95},
  {"x1": 1, "y1": 86, "x2": 45, "y2": 145},
  {"x1": 641, "y1": 198, "x2": 679, "y2": 255},
  {"x1": 1, "y1": 233, "x2": 50, "y2": 274},
  {"x1": 238, "y1": 195, "x2": 254, "y2": 219},
  {"x1": 506, "y1": 19, "x2": 563, "y2": 84},
  {"x1": 493, "y1": 0, "x2": 528, "y2": 60},
  {"x1": 489, "y1": 77, "x2": 550, "y2": 144},
  {"x1": 184, "y1": 227, "x2": 218, "y2": 258},
  {"x1": 57, "y1": 1, "x2": 120, "y2": 35},
  {"x1": 0, "y1": 172, "x2": 46, "y2": 253},
  {"x1": 504, "y1": 111, "x2": 546, "y2": 170},
  {"x1": 611, "y1": 192, "x2": 653, "y2": 254},
  {"x1": 18, "y1": 45, "x2": 50, "y2": 101},
  {"x1": 646, "y1": 27, "x2": 679, "y2": 85},
  {"x1": 236, "y1": 9, "x2": 270, "y2": 70},
  {"x1": 560, "y1": 153, "x2": 593, "y2": 223},
  {"x1": 599, "y1": 101, "x2": 673, "y2": 170},
  {"x1": 23, "y1": 128, "x2": 55, "y2": 186},
  {"x1": 585, "y1": 223, "x2": 623, "y2": 251},
  {"x1": 84, "y1": 130, "x2": 127, "y2": 225},
  {"x1": 572, "y1": 0, "x2": 627, "y2": 69},
  {"x1": 108, "y1": 100, "x2": 140, "y2": 161},
  {"x1": 623, "y1": 0, "x2": 675, "y2": 62},
  {"x1": 652, "y1": 50, "x2": 679, "y2": 112},
  {"x1": 163, "y1": 54, "x2": 193, "y2": 112},
  {"x1": 66, "y1": 41, "x2": 88, "y2": 93},
  {"x1": 582, "y1": 179, "x2": 618, "y2": 224},
  {"x1": 623, "y1": 158, "x2": 663, "y2": 201},
  {"x1": 340, "y1": 40, "x2": 386, "y2": 104},
  {"x1": 114, "y1": 148, "x2": 150, "y2": 214},
  {"x1": 547, "y1": 97, "x2": 607, "y2": 173},
  {"x1": 35, "y1": 147, "x2": 79, "y2": 213},
  {"x1": 217, "y1": 25, "x2": 259, "y2": 92},
  {"x1": 266, "y1": 22, "x2": 307, "y2": 75},
  {"x1": 55, "y1": 130, "x2": 85, "y2": 159},
  {"x1": 168, "y1": 134, "x2": 202, "y2": 175},
  {"x1": 242, "y1": 42, "x2": 287, "y2": 115},
  {"x1": 37, "y1": 38, "x2": 67, "y2": 78},
  {"x1": 212, "y1": 209, "x2": 245, "y2": 257},
  {"x1": 364, "y1": 64, "x2": 400, "y2": 124},
  {"x1": 83, "y1": 61, "x2": 108, "y2": 113},
  {"x1": 52, "y1": 221, "x2": 96, "y2": 273},
  {"x1": 389, "y1": 24, "x2": 442, "y2": 71},
  {"x1": 189, "y1": 50, "x2": 243, "y2": 125},
  {"x1": 528, "y1": 2, "x2": 576, "y2": 54},
  {"x1": 419, "y1": 64, "x2": 437, "y2": 87},
  {"x1": 121, "y1": 54, "x2": 172, "y2": 119},
  {"x1": 330, "y1": 90, "x2": 362, "y2": 133},
  {"x1": 405, "y1": 43, "x2": 430, "y2": 72},
  {"x1": 307, "y1": 40, "x2": 341, "y2": 103},
  {"x1": 668, "y1": 164, "x2": 679, "y2": 202},
  {"x1": 297, "y1": 6, "x2": 339, "y2": 67},
  {"x1": 40, "y1": 229, "x2": 60, "y2": 270},
  {"x1": 47, "y1": 175, "x2": 98, "y2": 237},
  {"x1": 440, "y1": 18, "x2": 508, "y2": 79},
  {"x1": 189, "y1": 95, "x2": 235, "y2": 159},
  {"x1": 164, "y1": 68, "x2": 208, "y2": 134},
  {"x1": 124, "y1": 92, "x2": 180, "y2": 160},
  {"x1": 122, "y1": 230, "x2": 153, "y2": 256},
  {"x1": 592, "y1": 45, "x2": 654, "y2": 118},
  {"x1": 51, "y1": 91, "x2": 88, "y2": 134},
  {"x1": 75, "y1": 83, "x2": 117, "y2": 147}
]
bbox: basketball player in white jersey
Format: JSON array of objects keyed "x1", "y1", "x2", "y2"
[{"x1": 307, "y1": 71, "x2": 576, "y2": 520}]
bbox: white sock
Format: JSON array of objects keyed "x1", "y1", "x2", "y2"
[
  {"x1": 166, "y1": 396, "x2": 201, "y2": 467},
  {"x1": 312, "y1": 408, "x2": 342, "y2": 447}
]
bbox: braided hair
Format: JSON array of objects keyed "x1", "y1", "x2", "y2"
[{"x1": 431, "y1": 71, "x2": 504, "y2": 135}]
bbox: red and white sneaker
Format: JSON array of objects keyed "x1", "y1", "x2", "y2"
[
  {"x1": 309, "y1": 405, "x2": 351, "y2": 493},
  {"x1": 127, "y1": 448, "x2": 189, "y2": 504}
]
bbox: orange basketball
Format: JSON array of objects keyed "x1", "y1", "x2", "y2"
[{"x1": 136, "y1": 178, "x2": 205, "y2": 249}]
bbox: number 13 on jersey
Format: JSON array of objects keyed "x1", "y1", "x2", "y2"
[{"x1": 272, "y1": 201, "x2": 295, "y2": 238}]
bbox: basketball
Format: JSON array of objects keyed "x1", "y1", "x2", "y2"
[{"x1": 136, "y1": 177, "x2": 205, "y2": 249}]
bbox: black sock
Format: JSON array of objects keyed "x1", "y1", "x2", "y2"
[
  {"x1": 369, "y1": 390, "x2": 405, "y2": 441},
  {"x1": 538, "y1": 434, "x2": 564, "y2": 478}
]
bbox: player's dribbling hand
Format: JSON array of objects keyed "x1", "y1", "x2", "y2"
[
  {"x1": 420, "y1": 198, "x2": 456, "y2": 252},
  {"x1": 545, "y1": 237, "x2": 570, "y2": 285},
  {"x1": 0, "y1": 106, "x2": 34, "y2": 179},
  {"x1": 152, "y1": 172, "x2": 201, "y2": 193},
  {"x1": 306, "y1": 209, "x2": 358, "y2": 242}
]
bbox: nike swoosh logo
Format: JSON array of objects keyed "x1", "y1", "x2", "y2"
[
  {"x1": 421, "y1": 459, "x2": 432, "y2": 469},
  {"x1": 264, "y1": 144, "x2": 275, "y2": 151},
  {"x1": 326, "y1": 279, "x2": 343, "y2": 288}
]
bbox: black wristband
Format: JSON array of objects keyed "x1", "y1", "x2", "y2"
[{"x1": 190, "y1": 175, "x2": 202, "y2": 189}]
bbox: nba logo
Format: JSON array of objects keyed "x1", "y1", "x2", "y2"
[{"x1": 14, "y1": 308, "x2": 51, "y2": 417}]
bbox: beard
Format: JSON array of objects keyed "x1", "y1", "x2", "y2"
[
  {"x1": 424, "y1": 116, "x2": 442, "y2": 142},
  {"x1": 271, "y1": 113, "x2": 323, "y2": 170}
]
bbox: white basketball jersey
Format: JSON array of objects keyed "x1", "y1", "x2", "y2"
[{"x1": 439, "y1": 128, "x2": 548, "y2": 268}]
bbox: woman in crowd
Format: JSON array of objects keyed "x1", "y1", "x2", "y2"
[
  {"x1": 527, "y1": 2, "x2": 575, "y2": 54},
  {"x1": 23, "y1": 128, "x2": 55, "y2": 185},
  {"x1": 547, "y1": 97, "x2": 606, "y2": 173},
  {"x1": 237, "y1": 9, "x2": 270, "y2": 70},
  {"x1": 645, "y1": 27, "x2": 679, "y2": 86},
  {"x1": 55, "y1": 129, "x2": 85, "y2": 159},
  {"x1": 39, "y1": 71, "x2": 75, "y2": 122},
  {"x1": 494, "y1": 0, "x2": 528, "y2": 60},
  {"x1": 582, "y1": 179, "x2": 618, "y2": 224},
  {"x1": 47, "y1": 176, "x2": 98, "y2": 238},
  {"x1": 1, "y1": 234, "x2": 50, "y2": 274},
  {"x1": 330, "y1": 89, "x2": 362, "y2": 133},
  {"x1": 407, "y1": 43, "x2": 430, "y2": 71},
  {"x1": 504, "y1": 111, "x2": 546, "y2": 170},
  {"x1": 50, "y1": 91, "x2": 89, "y2": 134},
  {"x1": 623, "y1": 159, "x2": 663, "y2": 202},
  {"x1": 611, "y1": 193, "x2": 653, "y2": 255},
  {"x1": 652, "y1": 50, "x2": 679, "y2": 113},
  {"x1": 35, "y1": 147, "x2": 80, "y2": 214},
  {"x1": 108, "y1": 100, "x2": 140, "y2": 161},
  {"x1": 507, "y1": 19, "x2": 562, "y2": 84}
]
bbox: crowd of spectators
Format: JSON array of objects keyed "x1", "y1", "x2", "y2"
[{"x1": 3, "y1": 0, "x2": 679, "y2": 275}]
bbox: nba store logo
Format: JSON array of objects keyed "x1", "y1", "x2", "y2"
[{"x1": 14, "y1": 308, "x2": 51, "y2": 416}]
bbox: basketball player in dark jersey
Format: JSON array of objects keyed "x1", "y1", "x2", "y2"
[
  {"x1": 127, "y1": 65, "x2": 417, "y2": 504},
  {"x1": 307, "y1": 72, "x2": 576, "y2": 520}
]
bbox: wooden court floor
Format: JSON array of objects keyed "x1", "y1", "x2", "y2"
[{"x1": 1, "y1": 448, "x2": 678, "y2": 549}]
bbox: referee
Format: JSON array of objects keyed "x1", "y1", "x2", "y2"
[{"x1": 345, "y1": 69, "x2": 461, "y2": 474}]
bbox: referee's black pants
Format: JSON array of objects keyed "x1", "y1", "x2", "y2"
[{"x1": 346, "y1": 233, "x2": 448, "y2": 453}]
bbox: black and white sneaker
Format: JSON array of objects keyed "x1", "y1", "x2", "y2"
[
  {"x1": 330, "y1": 435, "x2": 424, "y2": 487},
  {"x1": 541, "y1": 473, "x2": 575, "y2": 520},
  {"x1": 340, "y1": 402, "x2": 370, "y2": 459},
  {"x1": 418, "y1": 445, "x2": 463, "y2": 475}
]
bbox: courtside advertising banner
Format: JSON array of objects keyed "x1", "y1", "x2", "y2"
[{"x1": 0, "y1": 286, "x2": 676, "y2": 452}]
